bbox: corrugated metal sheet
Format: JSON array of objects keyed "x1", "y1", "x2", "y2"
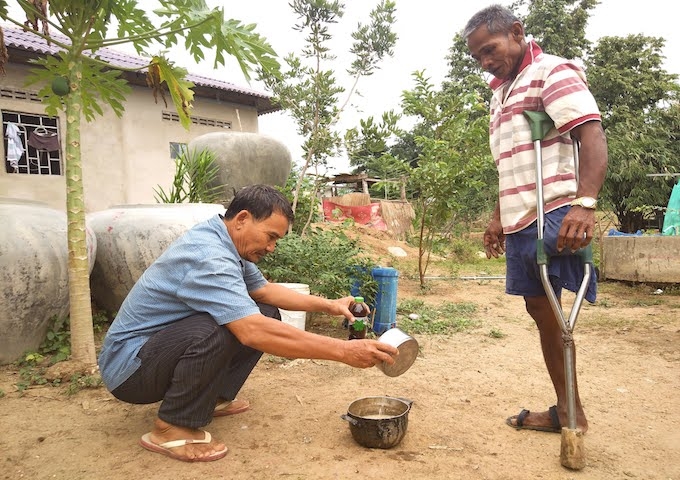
[{"x1": 2, "y1": 25, "x2": 271, "y2": 100}]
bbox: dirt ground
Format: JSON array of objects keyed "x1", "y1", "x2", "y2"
[{"x1": 1, "y1": 229, "x2": 679, "y2": 480}]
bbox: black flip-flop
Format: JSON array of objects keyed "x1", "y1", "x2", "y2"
[{"x1": 505, "y1": 405, "x2": 562, "y2": 433}]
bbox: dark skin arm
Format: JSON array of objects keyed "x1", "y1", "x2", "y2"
[
  {"x1": 484, "y1": 201, "x2": 505, "y2": 259},
  {"x1": 558, "y1": 120, "x2": 608, "y2": 252}
]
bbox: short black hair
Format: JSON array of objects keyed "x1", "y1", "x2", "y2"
[
  {"x1": 463, "y1": 4, "x2": 520, "y2": 39},
  {"x1": 224, "y1": 184, "x2": 294, "y2": 224}
]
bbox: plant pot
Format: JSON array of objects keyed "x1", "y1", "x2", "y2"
[
  {"x1": 0, "y1": 198, "x2": 96, "y2": 364},
  {"x1": 87, "y1": 203, "x2": 224, "y2": 314}
]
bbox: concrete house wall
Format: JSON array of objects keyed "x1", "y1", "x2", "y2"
[{"x1": 1, "y1": 26, "x2": 275, "y2": 212}]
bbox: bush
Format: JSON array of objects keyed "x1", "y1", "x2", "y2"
[{"x1": 259, "y1": 226, "x2": 377, "y2": 302}]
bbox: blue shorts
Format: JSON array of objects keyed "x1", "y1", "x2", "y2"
[{"x1": 505, "y1": 206, "x2": 597, "y2": 303}]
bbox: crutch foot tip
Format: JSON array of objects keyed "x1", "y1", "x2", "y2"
[{"x1": 560, "y1": 428, "x2": 586, "y2": 470}]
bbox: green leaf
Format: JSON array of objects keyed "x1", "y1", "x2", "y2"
[{"x1": 148, "y1": 56, "x2": 194, "y2": 130}]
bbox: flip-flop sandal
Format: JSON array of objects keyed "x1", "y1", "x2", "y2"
[
  {"x1": 505, "y1": 405, "x2": 562, "y2": 433},
  {"x1": 139, "y1": 430, "x2": 228, "y2": 462},
  {"x1": 213, "y1": 398, "x2": 250, "y2": 417}
]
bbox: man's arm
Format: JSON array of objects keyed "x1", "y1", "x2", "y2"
[
  {"x1": 250, "y1": 282, "x2": 354, "y2": 320},
  {"x1": 239, "y1": 283, "x2": 398, "y2": 368},
  {"x1": 570, "y1": 120, "x2": 608, "y2": 199},
  {"x1": 226, "y1": 313, "x2": 398, "y2": 369},
  {"x1": 484, "y1": 201, "x2": 505, "y2": 259},
  {"x1": 558, "y1": 120, "x2": 608, "y2": 252}
]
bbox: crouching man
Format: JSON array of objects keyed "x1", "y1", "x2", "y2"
[{"x1": 98, "y1": 184, "x2": 397, "y2": 462}]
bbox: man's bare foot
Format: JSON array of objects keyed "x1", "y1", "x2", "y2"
[
  {"x1": 139, "y1": 418, "x2": 228, "y2": 462},
  {"x1": 506, "y1": 406, "x2": 588, "y2": 433}
]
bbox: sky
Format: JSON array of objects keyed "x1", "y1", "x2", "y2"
[
  {"x1": 4, "y1": 1, "x2": 679, "y2": 174},
  {"x1": 182, "y1": 0, "x2": 680, "y2": 174}
]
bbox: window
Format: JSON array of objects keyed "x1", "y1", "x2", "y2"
[
  {"x1": 2, "y1": 110, "x2": 62, "y2": 175},
  {"x1": 162, "y1": 110, "x2": 232, "y2": 129},
  {"x1": 169, "y1": 142, "x2": 187, "y2": 159}
]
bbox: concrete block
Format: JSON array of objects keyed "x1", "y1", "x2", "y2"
[{"x1": 601, "y1": 236, "x2": 680, "y2": 283}]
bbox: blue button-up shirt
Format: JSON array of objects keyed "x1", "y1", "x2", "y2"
[{"x1": 98, "y1": 214, "x2": 267, "y2": 391}]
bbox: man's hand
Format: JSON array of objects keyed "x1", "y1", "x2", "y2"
[
  {"x1": 558, "y1": 207, "x2": 596, "y2": 252},
  {"x1": 341, "y1": 339, "x2": 399, "y2": 368},
  {"x1": 484, "y1": 218, "x2": 506, "y2": 259},
  {"x1": 326, "y1": 296, "x2": 355, "y2": 322}
]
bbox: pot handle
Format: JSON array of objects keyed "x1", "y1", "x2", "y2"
[{"x1": 340, "y1": 414, "x2": 358, "y2": 426}]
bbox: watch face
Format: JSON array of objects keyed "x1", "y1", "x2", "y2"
[{"x1": 582, "y1": 197, "x2": 596, "y2": 208}]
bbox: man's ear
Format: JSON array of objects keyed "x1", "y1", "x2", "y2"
[
  {"x1": 511, "y1": 22, "x2": 525, "y2": 41},
  {"x1": 235, "y1": 210, "x2": 251, "y2": 226}
]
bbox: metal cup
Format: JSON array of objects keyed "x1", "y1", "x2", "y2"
[{"x1": 376, "y1": 327, "x2": 418, "y2": 377}]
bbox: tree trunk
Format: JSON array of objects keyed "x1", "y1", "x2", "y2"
[
  {"x1": 418, "y1": 203, "x2": 428, "y2": 288},
  {"x1": 301, "y1": 176, "x2": 321, "y2": 237},
  {"x1": 65, "y1": 58, "x2": 96, "y2": 365},
  {"x1": 292, "y1": 148, "x2": 314, "y2": 217}
]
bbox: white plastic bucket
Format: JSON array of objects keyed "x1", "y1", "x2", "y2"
[{"x1": 275, "y1": 283, "x2": 310, "y2": 330}]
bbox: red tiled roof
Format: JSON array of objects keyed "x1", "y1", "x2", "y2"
[{"x1": 2, "y1": 24, "x2": 272, "y2": 101}]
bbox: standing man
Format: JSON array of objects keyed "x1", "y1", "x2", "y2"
[
  {"x1": 98, "y1": 184, "x2": 398, "y2": 462},
  {"x1": 463, "y1": 5, "x2": 607, "y2": 433}
]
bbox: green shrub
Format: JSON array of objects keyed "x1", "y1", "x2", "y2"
[{"x1": 259, "y1": 226, "x2": 377, "y2": 302}]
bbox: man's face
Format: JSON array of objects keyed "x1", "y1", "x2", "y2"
[
  {"x1": 232, "y1": 211, "x2": 289, "y2": 263},
  {"x1": 467, "y1": 23, "x2": 524, "y2": 80}
]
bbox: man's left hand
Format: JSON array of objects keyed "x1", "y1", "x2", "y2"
[{"x1": 558, "y1": 207, "x2": 596, "y2": 252}]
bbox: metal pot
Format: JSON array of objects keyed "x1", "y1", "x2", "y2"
[
  {"x1": 376, "y1": 327, "x2": 418, "y2": 377},
  {"x1": 340, "y1": 396, "x2": 413, "y2": 449}
]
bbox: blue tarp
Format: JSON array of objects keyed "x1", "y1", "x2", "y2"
[{"x1": 607, "y1": 229, "x2": 644, "y2": 236}]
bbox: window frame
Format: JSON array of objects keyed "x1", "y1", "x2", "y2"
[{"x1": 2, "y1": 109, "x2": 63, "y2": 176}]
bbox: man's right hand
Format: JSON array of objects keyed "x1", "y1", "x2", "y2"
[
  {"x1": 342, "y1": 339, "x2": 398, "y2": 369},
  {"x1": 484, "y1": 219, "x2": 506, "y2": 259}
]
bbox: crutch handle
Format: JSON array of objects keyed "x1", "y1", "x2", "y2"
[
  {"x1": 537, "y1": 235, "x2": 594, "y2": 265},
  {"x1": 576, "y1": 244, "x2": 594, "y2": 264},
  {"x1": 524, "y1": 110, "x2": 554, "y2": 141}
]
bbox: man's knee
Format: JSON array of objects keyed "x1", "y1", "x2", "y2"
[
  {"x1": 257, "y1": 303, "x2": 281, "y2": 321},
  {"x1": 525, "y1": 295, "x2": 548, "y2": 317},
  {"x1": 524, "y1": 296, "x2": 560, "y2": 327}
]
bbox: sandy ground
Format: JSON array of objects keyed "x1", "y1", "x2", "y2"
[{"x1": 1, "y1": 273, "x2": 679, "y2": 480}]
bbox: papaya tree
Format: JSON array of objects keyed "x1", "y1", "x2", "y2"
[{"x1": 0, "y1": 0, "x2": 280, "y2": 367}]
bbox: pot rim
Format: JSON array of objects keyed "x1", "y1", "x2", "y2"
[{"x1": 347, "y1": 395, "x2": 412, "y2": 420}]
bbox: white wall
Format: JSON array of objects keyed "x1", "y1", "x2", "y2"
[{"x1": 1, "y1": 64, "x2": 260, "y2": 212}]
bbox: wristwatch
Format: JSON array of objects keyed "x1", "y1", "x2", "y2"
[{"x1": 570, "y1": 196, "x2": 597, "y2": 209}]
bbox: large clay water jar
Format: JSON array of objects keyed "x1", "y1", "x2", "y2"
[
  {"x1": 188, "y1": 132, "x2": 292, "y2": 204},
  {"x1": 0, "y1": 198, "x2": 97, "y2": 364},
  {"x1": 87, "y1": 203, "x2": 224, "y2": 314}
]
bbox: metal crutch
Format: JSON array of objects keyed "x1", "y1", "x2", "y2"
[{"x1": 524, "y1": 111, "x2": 592, "y2": 471}]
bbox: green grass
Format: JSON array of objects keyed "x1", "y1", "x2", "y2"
[
  {"x1": 488, "y1": 328, "x2": 506, "y2": 339},
  {"x1": 396, "y1": 299, "x2": 478, "y2": 335}
]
